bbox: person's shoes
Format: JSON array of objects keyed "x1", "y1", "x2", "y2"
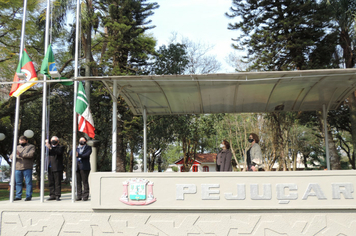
[
  {"x1": 47, "y1": 196, "x2": 56, "y2": 201},
  {"x1": 56, "y1": 196, "x2": 61, "y2": 201},
  {"x1": 14, "y1": 198, "x2": 21, "y2": 201},
  {"x1": 24, "y1": 198, "x2": 31, "y2": 201},
  {"x1": 76, "y1": 197, "x2": 82, "y2": 201},
  {"x1": 82, "y1": 198, "x2": 88, "y2": 201}
]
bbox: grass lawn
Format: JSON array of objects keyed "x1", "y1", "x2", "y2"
[{"x1": 0, "y1": 181, "x2": 72, "y2": 201}]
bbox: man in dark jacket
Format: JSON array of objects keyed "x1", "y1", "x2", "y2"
[
  {"x1": 9, "y1": 136, "x2": 35, "y2": 201},
  {"x1": 75, "y1": 137, "x2": 92, "y2": 201},
  {"x1": 46, "y1": 136, "x2": 64, "y2": 201}
]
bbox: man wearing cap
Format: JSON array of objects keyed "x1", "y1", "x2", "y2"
[{"x1": 10, "y1": 135, "x2": 35, "y2": 201}]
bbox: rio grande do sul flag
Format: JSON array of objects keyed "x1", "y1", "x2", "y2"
[
  {"x1": 75, "y1": 82, "x2": 95, "y2": 138},
  {"x1": 9, "y1": 49, "x2": 38, "y2": 97}
]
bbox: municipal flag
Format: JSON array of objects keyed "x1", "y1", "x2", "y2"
[
  {"x1": 9, "y1": 50, "x2": 38, "y2": 97},
  {"x1": 75, "y1": 82, "x2": 95, "y2": 138},
  {"x1": 40, "y1": 44, "x2": 73, "y2": 85}
]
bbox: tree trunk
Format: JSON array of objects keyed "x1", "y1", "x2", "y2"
[
  {"x1": 318, "y1": 112, "x2": 341, "y2": 170},
  {"x1": 349, "y1": 92, "x2": 356, "y2": 169},
  {"x1": 327, "y1": 129, "x2": 341, "y2": 169},
  {"x1": 116, "y1": 120, "x2": 126, "y2": 172},
  {"x1": 129, "y1": 147, "x2": 134, "y2": 172}
]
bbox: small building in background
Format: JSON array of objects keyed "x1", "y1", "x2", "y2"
[{"x1": 174, "y1": 153, "x2": 217, "y2": 172}]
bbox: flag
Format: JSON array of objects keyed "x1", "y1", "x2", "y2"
[
  {"x1": 75, "y1": 82, "x2": 95, "y2": 138},
  {"x1": 40, "y1": 44, "x2": 73, "y2": 86},
  {"x1": 9, "y1": 50, "x2": 38, "y2": 97}
]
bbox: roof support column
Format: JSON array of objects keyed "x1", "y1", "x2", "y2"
[
  {"x1": 112, "y1": 80, "x2": 117, "y2": 172},
  {"x1": 143, "y1": 106, "x2": 147, "y2": 172},
  {"x1": 323, "y1": 104, "x2": 331, "y2": 170}
]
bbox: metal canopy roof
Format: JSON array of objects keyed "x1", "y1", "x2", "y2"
[{"x1": 79, "y1": 68, "x2": 356, "y2": 115}]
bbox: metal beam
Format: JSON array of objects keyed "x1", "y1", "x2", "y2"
[
  {"x1": 323, "y1": 104, "x2": 331, "y2": 170},
  {"x1": 143, "y1": 107, "x2": 147, "y2": 172},
  {"x1": 71, "y1": 0, "x2": 81, "y2": 203},
  {"x1": 40, "y1": 0, "x2": 51, "y2": 203},
  {"x1": 10, "y1": 0, "x2": 28, "y2": 203},
  {"x1": 112, "y1": 80, "x2": 117, "y2": 172}
]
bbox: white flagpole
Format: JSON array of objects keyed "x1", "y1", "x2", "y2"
[
  {"x1": 72, "y1": 0, "x2": 80, "y2": 203},
  {"x1": 10, "y1": 0, "x2": 28, "y2": 203},
  {"x1": 40, "y1": 0, "x2": 51, "y2": 203}
]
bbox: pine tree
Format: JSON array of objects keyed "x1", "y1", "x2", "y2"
[
  {"x1": 100, "y1": 0, "x2": 159, "y2": 75},
  {"x1": 226, "y1": 0, "x2": 332, "y2": 71}
]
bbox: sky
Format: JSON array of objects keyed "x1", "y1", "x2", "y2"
[{"x1": 149, "y1": 0, "x2": 241, "y2": 73}]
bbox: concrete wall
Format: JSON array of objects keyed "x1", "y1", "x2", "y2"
[{"x1": 1, "y1": 170, "x2": 356, "y2": 235}]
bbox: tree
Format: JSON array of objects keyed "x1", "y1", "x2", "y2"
[
  {"x1": 226, "y1": 0, "x2": 332, "y2": 71},
  {"x1": 150, "y1": 43, "x2": 188, "y2": 75}
]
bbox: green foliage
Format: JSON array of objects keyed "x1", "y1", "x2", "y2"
[
  {"x1": 151, "y1": 43, "x2": 189, "y2": 75},
  {"x1": 99, "y1": 0, "x2": 159, "y2": 75},
  {"x1": 226, "y1": 0, "x2": 337, "y2": 70}
]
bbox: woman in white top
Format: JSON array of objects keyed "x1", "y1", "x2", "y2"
[{"x1": 246, "y1": 133, "x2": 263, "y2": 171}]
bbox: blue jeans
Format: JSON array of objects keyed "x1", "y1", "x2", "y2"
[{"x1": 15, "y1": 169, "x2": 33, "y2": 199}]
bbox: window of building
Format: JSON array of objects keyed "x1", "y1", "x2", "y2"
[
  {"x1": 192, "y1": 165, "x2": 198, "y2": 172},
  {"x1": 203, "y1": 166, "x2": 209, "y2": 172},
  {"x1": 180, "y1": 166, "x2": 184, "y2": 172}
]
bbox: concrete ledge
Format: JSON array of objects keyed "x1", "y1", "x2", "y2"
[
  {"x1": 1, "y1": 171, "x2": 356, "y2": 235},
  {"x1": 91, "y1": 170, "x2": 356, "y2": 210}
]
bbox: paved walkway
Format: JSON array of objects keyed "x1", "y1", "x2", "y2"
[{"x1": 0, "y1": 193, "x2": 92, "y2": 211}]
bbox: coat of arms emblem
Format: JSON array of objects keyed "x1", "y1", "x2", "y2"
[{"x1": 120, "y1": 178, "x2": 156, "y2": 205}]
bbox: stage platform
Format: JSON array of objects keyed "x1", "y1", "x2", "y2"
[{"x1": 1, "y1": 171, "x2": 356, "y2": 235}]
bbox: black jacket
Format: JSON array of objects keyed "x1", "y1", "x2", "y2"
[
  {"x1": 76, "y1": 145, "x2": 92, "y2": 171},
  {"x1": 48, "y1": 145, "x2": 64, "y2": 171}
]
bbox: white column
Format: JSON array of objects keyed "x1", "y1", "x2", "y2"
[
  {"x1": 40, "y1": 0, "x2": 51, "y2": 203},
  {"x1": 323, "y1": 104, "x2": 330, "y2": 170},
  {"x1": 71, "y1": 0, "x2": 80, "y2": 203},
  {"x1": 112, "y1": 80, "x2": 117, "y2": 172},
  {"x1": 143, "y1": 107, "x2": 147, "y2": 172},
  {"x1": 10, "y1": 0, "x2": 28, "y2": 203}
]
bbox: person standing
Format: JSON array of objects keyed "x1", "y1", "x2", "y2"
[
  {"x1": 10, "y1": 136, "x2": 35, "y2": 201},
  {"x1": 75, "y1": 137, "x2": 92, "y2": 201},
  {"x1": 247, "y1": 133, "x2": 263, "y2": 171},
  {"x1": 216, "y1": 140, "x2": 232, "y2": 172},
  {"x1": 46, "y1": 136, "x2": 64, "y2": 201}
]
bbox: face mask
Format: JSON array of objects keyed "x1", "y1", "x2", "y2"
[
  {"x1": 20, "y1": 143, "x2": 26, "y2": 147},
  {"x1": 79, "y1": 141, "x2": 86, "y2": 145},
  {"x1": 219, "y1": 144, "x2": 225, "y2": 148},
  {"x1": 248, "y1": 138, "x2": 254, "y2": 143},
  {"x1": 51, "y1": 140, "x2": 58, "y2": 145}
]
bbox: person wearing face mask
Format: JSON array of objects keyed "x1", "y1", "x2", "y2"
[
  {"x1": 247, "y1": 133, "x2": 263, "y2": 171},
  {"x1": 46, "y1": 136, "x2": 64, "y2": 201},
  {"x1": 75, "y1": 137, "x2": 92, "y2": 201},
  {"x1": 216, "y1": 140, "x2": 232, "y2": 172},
  {"x1": 9, "y1": 136, "x2": 35, "y2": 201}
]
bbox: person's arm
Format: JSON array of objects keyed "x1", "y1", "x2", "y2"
[
  {"x1": 78, "y1": 146, "x2": 92, "y2": 159},
  {"x1": 20, "y1": 145, "x2": 35, "y2": 158},
  {"x1": 49, "y1": 145, "x2": 64, "y2": 156},
  {"x1": 251, "y1": 144, "x2": 263, "y2": 167},
  {"x1": 223, "y1": 151, "x2": 232, "y2": 171}
]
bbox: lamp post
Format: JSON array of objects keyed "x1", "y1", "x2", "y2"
[{"x1": 24, "y1": 130, "x2": 34, "y2": 139}]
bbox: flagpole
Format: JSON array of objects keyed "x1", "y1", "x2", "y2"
[
  {"x1": 72, "y1": 0, "x2": 80, "y2": 203},
  {"x1": 10, "y1": 0, "x2": 28, "y2": 203},
  {"x1": 39, "y1": 0, "x2": 51, "y2": 203}
]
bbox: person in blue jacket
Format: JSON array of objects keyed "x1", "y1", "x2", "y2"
[{"x1": 75, "y1": 137, "x2": 92, "y2": 201}]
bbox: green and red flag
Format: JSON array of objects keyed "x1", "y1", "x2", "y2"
[
  {"x1": 9, "y1": 49, "x2": 38, "y2": 97},
  {"x1": 75, "y1": 82, "x2": 95, "y2": 138}
]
